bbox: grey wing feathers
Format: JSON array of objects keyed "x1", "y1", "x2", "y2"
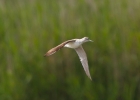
[
  {"x1": 44, "y1": 39, "x2": 76, "y2": 56},
  {"x1": 75, "y1": 46, "x2": 92, "y2": 80}
]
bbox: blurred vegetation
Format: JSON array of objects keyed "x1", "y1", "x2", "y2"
[{"x1": 0, "y1": 0, "x2": 140, "y2": 100}]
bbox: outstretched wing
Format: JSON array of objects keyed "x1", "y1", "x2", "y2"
[
  {"x1": 44, "y1": 39, "x2": 76, "y2": 56},
  {"x1": 75, "y1": 46, "x2": 92, "y2": 80}
]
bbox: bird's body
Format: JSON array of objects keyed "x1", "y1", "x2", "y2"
[
  {"x1": 44, "y1": 37, "x2": 93, "y2": 80},
  {"x1": 64, "y1": 39, "x2": 81, "y2": 48}
]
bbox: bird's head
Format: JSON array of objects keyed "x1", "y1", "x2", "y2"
[{"x1": 82, "y1": 37, "x2": 93, "y2": 43}]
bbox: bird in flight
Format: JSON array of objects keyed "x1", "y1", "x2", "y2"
[{"x1": 44, "y1": 37, "x2": 93, "y2": 80}]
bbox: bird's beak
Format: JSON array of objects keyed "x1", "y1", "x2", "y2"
[{"x1": 89, "y1": 40, "x2": 93, "y2": 42}]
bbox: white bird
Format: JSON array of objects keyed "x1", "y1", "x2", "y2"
[{"x1": 44, "y1": 37, "x2": 93, "y2": 80}]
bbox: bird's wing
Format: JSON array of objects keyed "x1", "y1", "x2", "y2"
[
  {"x1": 75, "y1": 46, "x2": 92, "y2": 80},
  {"x1": 44, "y1": 39, "x2": 76, "y2": 56}
]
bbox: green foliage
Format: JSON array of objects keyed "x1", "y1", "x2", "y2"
[{"x1": 0, "y1": 0, "x2": 140, "y2": 100}]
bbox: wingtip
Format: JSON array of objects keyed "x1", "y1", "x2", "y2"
[
  {"x1": 44, "y1": 53, "x2": 51, "y2": 57},
  {"x1": 89, "y1": 76, "x2": 92, "y2": 81},
  {"x1": 87, "y1": 74, "x2": 92, "y2": 80},
  {"x1": 90, "y1": 77, "x2": 92, "y2": 81},
  {"x1": 44, "y1": 54, "x2": 48, "y2": 57}
]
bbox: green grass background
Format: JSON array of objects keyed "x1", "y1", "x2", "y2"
[{"x1": 0, "y1": 0, "x2": 140, "y2": 100}]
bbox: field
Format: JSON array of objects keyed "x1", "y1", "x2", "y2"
[{"x1": 0, "y1": 0, "x2": 140, "y2": 100}]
